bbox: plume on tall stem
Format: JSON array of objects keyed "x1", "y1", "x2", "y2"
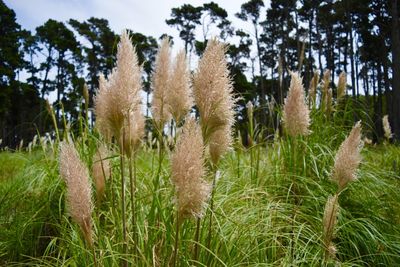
[
  {"x1": 282, "y1": 71, "x2": 310, "y2": 137},
  {"x1": 323, "y1": 121, "x2": 363, "y2": 262},
  {"x1": 152, "y1": 37, "x2": 172, "y2": 131},
  {"x1": 94, "y1": 30, "x2": 142, "y2": 266},
  {"x1": 193, "y1": 37, "x2": 235, "y2": 257},
  {"x1": 59, "y1": 141, "x2": 93, "y2": 247},
  {"x1": 170, "y1": 118, "x2": 211, "y2": 266},
  {"x1": 331, "y1": 121, "x2": 363, "y2": 191},
  {"x1": 166, "y1": 49, "x2": 193, "y2": 125}
]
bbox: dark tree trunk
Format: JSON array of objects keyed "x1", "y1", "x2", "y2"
[{"x1": 389, "y1": 0, "x2": 400, "y2": 140}]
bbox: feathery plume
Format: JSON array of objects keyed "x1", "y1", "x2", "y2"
[
  {"x1": 308, "y1": 71, "x2": 319, "y2": 107},
  {"x1": 94, "y1": 30, "x2": 142, "y2": 140},
  {"x1": 152, "y1": 37, "x2": 172, "y2": 130},
  {"x1": 93, "y1": 144, "x2": 110, "y2": 202},
  {"x1": 123, "y1": 109, "x2": 145, "y2": 156},
  {"x1": 331, "y1": 121, "x2": 363, "y2": 191},
  {"x1": 59, "y1": 141, "x2": 93, "y2": 246},
  {"x1": 321, "y1": 69, "x2": 331, "y2": 111},
  {"x1": 171, "y1": 118, "x2": 211, "y2": 219},
  {"x1": 192, "y1": 38, "x2": 235, "y2": 143},
  {"x1": 322, "y1": 194, "x2": 339, "y2": 260},
  {"x1": 337, "y1": 71, "x2": 347, "y2": 100},
  {"x1": 167, "y1": 49, "x2": 193, "y2": 124},
  {"x1": 382, "y1": 115, "x2": 392, "y2": 140},
  {"x1": 282, "y1": 71, "x2": 310, "y2": 136},
  {"x1": 209, "y1": 125, "x2": 232, "y2": 165}
]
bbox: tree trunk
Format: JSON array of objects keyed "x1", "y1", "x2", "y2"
[{"x1": 389, "y1": 0, "x2": 400, "y2": 140}]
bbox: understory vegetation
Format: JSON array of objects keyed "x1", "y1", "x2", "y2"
[{"x1": 0, "y1": 118, "x2": 399, "y2": 266}]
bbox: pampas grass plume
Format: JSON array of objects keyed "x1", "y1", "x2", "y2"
[
  {"x1": 123, "y1": 110, "x2": 145, "y2": 156},
  {"x1": 152, "y1": 37, "x2": 172, "y2": 130},
  {"x1": 383, "y1": 115, "x2": 392, "y2": 140},
  {"x1": 167, "y1": 49, "x2": 193, "y2": 124},
  {"x1": 331, "y1": 121, "x2": 363, "y2": 191},
  {"x1": 337, "y1": 71, "x2": 347, "y2": 100},
  {"x1": 59, "y1": 141, "x2": 93, "y2": 246},
  {"x1": 282, "y1": 71, "x2": 310, "y2": 136},
  {"x1": 193, "y1": 37, "x2": 235, "y2": 143},
  {"x1": 93, "y1": 144, "x2": 110, "y2": 202},
  {"x1": 322, "y1": 194, "x2": 339, "y2": 259},
  {"x1": 94, "y1": 30, "x2": 142, "y2": 140},
  {"x1": 171, "y1": 118, "x2": 211, "y2": 219},
  {"x1": 209, "y1": 125, "x2": 232, "y2": 165}
]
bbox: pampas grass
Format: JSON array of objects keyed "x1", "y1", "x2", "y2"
[
  {"x1": 337, "y1": 71, "x2": 347, "y2": 100},
  {"x1": 59, "y1": 141, "x2": 93, "y2": 247},
  {"x1": 383, "y1": 115, "x2": 392, "y2": 141},
  {"x1": 193, "y1": 37, "x2": 235, "y2": 145},
  {"x1": 166, "y1": 49, "x2": 193, "y2": 125},
  {"x1": 152, "y1": 37, "x2": 172, "y2": 131},
  {"x1": 282, "y1": 71, "x2": 310, "y2": 137},
  {"x1": 331, "y1": 121, "x2": 363, "y2": 191},
  {"x1": 94, "y1": 30, "x2": 142, "y2": 141},
  {"x1": 92, "y1": 144, "x2": 110, "y2": 203}
]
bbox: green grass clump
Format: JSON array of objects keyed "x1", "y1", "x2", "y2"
[{"x1": 0, "y1": 128, "x2": 399, "y2": 266}]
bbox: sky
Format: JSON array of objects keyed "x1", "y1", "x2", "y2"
[{"x1": 5, "y1": 0, "x2": 255, "y2": 52}]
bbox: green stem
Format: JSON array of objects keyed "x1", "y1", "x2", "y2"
[
  {"x1": 193, "y1": 217, "x2": 201, "y2": 263},
  {"x1": 206, "y1": 165, "x2": 218, "y2": 251},
  {"x1": 119, "y1": 133, "x2": 127, "y2": 267},
  {"x1": 172, "y1": 211, "x2": 180, "y2": 267}
]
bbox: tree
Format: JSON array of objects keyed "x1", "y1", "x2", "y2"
[
  {"x1": 389, "y1": 0, "x2": 400, "y2": 140},
  {"x1": 69, "y1": 18, "x2": 117, "y2": 109},
  {"x1": 36, "y1": 19, "x2": 82, "y2": 124},
  {"x1": 166, "y1": 4, "x2": 203, "y2": 55},
  {"x1": 236, "y1": 0, "x2": 266, "y2": 124}
]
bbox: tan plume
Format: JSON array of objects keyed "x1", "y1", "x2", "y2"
[
  {"x1": 322, "y1": 194, "x2": 339, "y2": 260},
  {"x1": 93, "y1": 144, "x2": 110, "y2": 202},
  {"x1": 94, "y1": 30, "x2": 142, "y2": 141},
  {"x1": 331, "y1": 121, "x2": 363, "y2": 191},
  {"x1": 382, "y1": 115, "x2": 392, "y2": 140},
  {"x1": 337, "y1": 71, "x2": 347, "y2": 100},
  {"x1": 122, "y1": 109, "x2": 145, "y2": 156},
  {"x1": 166, "y1": 49, "x2": 193, "y2": 124},
  {"x1": 59, "y1": 141, "x2": 93, "y2": 246},
  {"x1": 282, "y1": 71, "x2": 310, "y2": 136},
  {"x1": 171, "y1": 118, "x2": 211, "y2": 219},
  {"x1": 152, "y1": 37, "x2": 172, "y2": 130},
  {"x1": 193, "y1": 37, "x2": 235, "y2": 145}
]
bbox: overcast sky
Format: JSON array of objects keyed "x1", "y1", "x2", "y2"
[{"x1": 5, "y1": 0, "x2": 259, "y2": 52}]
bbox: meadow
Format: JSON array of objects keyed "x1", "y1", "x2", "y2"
[{"x1": 1, "y1": 33, "x2": 400, "y2": 267}]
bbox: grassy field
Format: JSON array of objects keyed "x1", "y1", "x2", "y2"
[{"x1": 0, "y1": 123, "x2": 399, "y2": 266}]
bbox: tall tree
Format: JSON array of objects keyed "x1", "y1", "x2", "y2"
[
  {"x1": 166, "y1": 4, "x2": 203, "y2": 55},
  {"x1": 36, "y1": 19, "x2": 82, "y2": 123},
  {"x1": 236, "y1": 0, "x2": 267, "y2": 124},
  {"x1": 389, "y1": 0, "x2": 400, "y2": 140},
  {"x1": 69, "y1": 18, "x2": 117, "y2": 108}
]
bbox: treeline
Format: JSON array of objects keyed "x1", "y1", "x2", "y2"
[{"x1": 1, "y1": 0, "x2": 399, "y2": 148}]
